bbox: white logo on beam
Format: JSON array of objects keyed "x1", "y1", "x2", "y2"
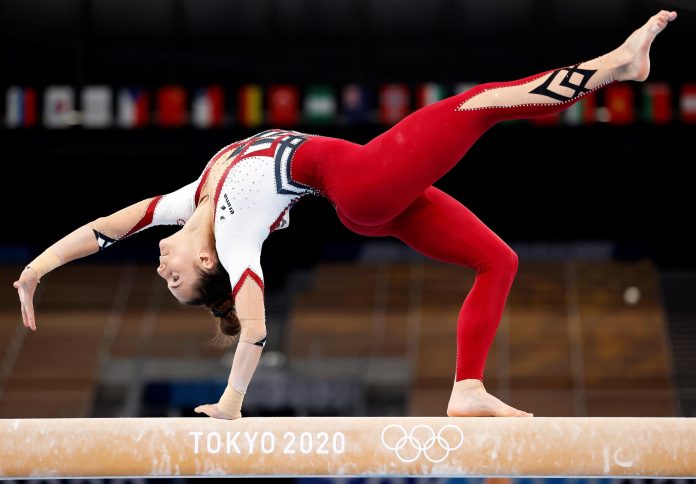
[{"x1": 381, "y1": 424, "x2": 464, "y2": 463}]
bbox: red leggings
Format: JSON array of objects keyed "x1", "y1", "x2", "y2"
[{"x1": 293, "y1": 67, "x2": 614, "y2": 381}]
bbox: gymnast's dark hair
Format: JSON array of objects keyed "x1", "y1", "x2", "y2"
[{"x1": 185, "y1": 261, "x2": 240, "y2": 349}]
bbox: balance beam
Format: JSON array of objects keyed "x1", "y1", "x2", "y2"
[{"x1": 1, "y1": 417, "x2": 694, "y2": 478}]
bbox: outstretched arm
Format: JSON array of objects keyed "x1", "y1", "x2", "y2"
[
  {"x1": 195, "y1": 277, "x2": 266, "y2": 419},
  {"x1": 13, "y1": 180, "x2": 199, "y2": 331}
]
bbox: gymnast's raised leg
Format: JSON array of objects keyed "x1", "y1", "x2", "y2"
[{"x1": 296, "y1": 11, "x2": 678, "y2": 230}]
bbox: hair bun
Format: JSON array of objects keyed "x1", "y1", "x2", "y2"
[
  {"x1": 219, "y1": 315, "x2": 241, "y2": 337},
  {"x1": 211, "y1": 298, "x2": 236, "y2": 319}
]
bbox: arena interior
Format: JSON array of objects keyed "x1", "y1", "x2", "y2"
[{"x1": 0, "y1": 1, "x2": 694, "y2": 483}]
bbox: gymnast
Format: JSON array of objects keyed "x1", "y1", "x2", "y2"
[{"x1": 13, "y1": 11, "x2": 677, "y2": 419}]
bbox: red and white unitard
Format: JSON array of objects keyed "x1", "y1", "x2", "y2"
[{"x1": 120, "y1": 64, "x2": 615, "y2": 382}]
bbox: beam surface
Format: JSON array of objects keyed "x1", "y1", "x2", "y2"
[{"x1": 0, "y1": 417, "x2": 694, "y2": 478}]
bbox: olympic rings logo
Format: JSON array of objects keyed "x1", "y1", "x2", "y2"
[{"x1": 380, "y1": 424, "x2": 464, "y2": 463}]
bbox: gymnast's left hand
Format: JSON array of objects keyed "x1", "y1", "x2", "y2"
[
  {"x1": 13, "y1": 268, "x2": 39, "y2": 331},
  {"x1": 194, "y1": 403, "x2": 241, "y2": 420}
]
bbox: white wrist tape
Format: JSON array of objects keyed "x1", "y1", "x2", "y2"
[
  {"x1": 26, "y1": 248, "x2": 62, "y2": 280},
  {"x1": 217, "y1": 385, "x2": 245, "y2": 418}
]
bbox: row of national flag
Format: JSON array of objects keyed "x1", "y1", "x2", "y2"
[{"x1": 5, "y1": 83, "x2": 696, "y2": 129}]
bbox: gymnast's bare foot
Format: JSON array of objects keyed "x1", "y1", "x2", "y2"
[
  {"x1": 612, "y1": 10, "x2": 678, "y2": 82},
  {"x1": 447, "y1": 379, "x2": 533, "y2": 417}
]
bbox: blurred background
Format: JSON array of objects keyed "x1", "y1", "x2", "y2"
[{"x1": 0, "y1": 0, "x2": 695, "y2": 482}]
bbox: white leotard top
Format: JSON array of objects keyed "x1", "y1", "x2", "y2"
[
  {"x1": 208, "y1": 129, "x2": 318, "y2": 296},
  {"x1": 126, "y1": 129, "x2": 317, "y2": 297}
]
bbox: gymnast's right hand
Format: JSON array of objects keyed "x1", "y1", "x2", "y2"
[{"x1": 13, "y1": 268, "x2": 39, "y2": 331}]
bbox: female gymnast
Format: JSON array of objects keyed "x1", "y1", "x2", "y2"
[{"x1": 13, "y1": 11, "x2": 677, "y2": 419}]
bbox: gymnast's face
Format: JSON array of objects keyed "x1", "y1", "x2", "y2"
[{"x1": 157, "y1": 230, "x2": 215, "y2": 302}]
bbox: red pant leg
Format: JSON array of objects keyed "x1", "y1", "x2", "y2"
[
  {"x1": 292, "y1": 67, "x2": 614, "y2": 228},
  {"x1": 386, "y1": 186, "x2": 518, "y2": 382},
  {"x1": 290, "y1": 66, "x2": 611, "y2": 381}
]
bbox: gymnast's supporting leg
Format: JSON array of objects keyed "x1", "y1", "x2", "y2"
[
  {"x1": 384, "y1": 187, "x2": 528, "y2": 417},
  {"x1": 292, "y1": 12, "x2": 677, "y2": 417}
]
